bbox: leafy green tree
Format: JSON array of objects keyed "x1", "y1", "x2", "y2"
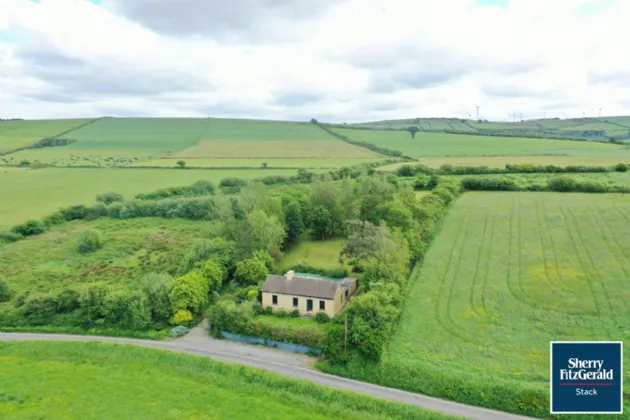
[
  {"x1": 341, "y1": 220, "x2": 393, "y2": 261},
  {"x1": 261, "y1": 162, "x2": 268, "y2": 169},
  {"x1": 234, "y1": 257, "x2": 269, "y2": 285},
  {"x1": 407, "y1": 126, "x2": 419, "y2": 139},
  {"x1": 311, "y1": 206, "x2": 332, "y2": 240},
  {"x1": 283, "y1": 200, "x2": 304, "y2": 246},
  {"x1": 168, "y1": 271, "x2": 209, "y2": 315},
  {"x1": 375, "y1": 200, "x2": 414, "y2": 230},
  {"x1": 230, "y1": 197, "x2": 246, "y2": 220},
  {"x1": 0, "y1": 275, "x2": 11, "y2": 302},
  {"x1": 176, "y1": 160, "x2": 186, "y2": 168},
  {"x1": 238, "y1": 210, "x2": 286, "y2": 254},
  {"x1": 252, "y1": 250, "x2": 274, "y2": 271},
  {"x1": 200, "y1": 260, "x2": 225, "y2": 294},
  {"x1": 140, "y1": 273, "x2": 173, "y2": 322},
  {"x1": 311, "y1": 177, "x2": 343, "y2": 236}
]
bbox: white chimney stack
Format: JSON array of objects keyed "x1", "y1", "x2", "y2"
[{"x1": 286, "y1": 270, "x2": 294, "y2": 281}]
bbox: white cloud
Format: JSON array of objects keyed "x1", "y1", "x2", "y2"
[{"x1": 0, "y1": 0, "x2": 628, "y2": 121}]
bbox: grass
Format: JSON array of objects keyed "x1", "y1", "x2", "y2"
[
  {"x1": 387, "y1": 192, "x2": 630, "y2": 405},
  {"x1": 256, "y1": 314, "x2": 318, "y2": 327},
  {"x1": 172, "y1": 140, "x2": 380, "y2": 158},
  {"x1": 1, "y1": 148, "x2": 161, "y2": 167},
  {"x1": 202, "y1": 118, "x2": 338, "y2": 141},
  {"x1": 0, "y1": 218, "x2": 214, "y2": 298},
  {"x1": 379, "y1": 155, "x2": 630, "y2": 170},
  {"x1": 66, "y1": 118, "x2": 209, "y2": 152},
  {"x1": 0, "y1": 119, "x2": 91, "y2": 152},
  {"x1": 0, "y1": 341, "x2": 459, "y2": 420},
  {"x1": 281, "y1": 239, "x2": 346, "y2": 271},
  {"x1": 135, "y1": 158, "x2": 381, "y2": 169},
  {"x1": 0, "y1": 167, "x2": 302, "y2": 230},
  {"x1": 330, "y1": 127, "x2": 630, "y2": 158},
  {"x1": 453, "y1": 171, "x2": 630, "y2": 188}
]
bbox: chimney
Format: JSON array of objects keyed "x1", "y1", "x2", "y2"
[{"x1": 285, "y1": 270, "x2": 294, "y2": 281}]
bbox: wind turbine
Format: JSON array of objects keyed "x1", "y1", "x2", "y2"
[
  {"x1": 475, "y1": 105, "x2": 480, "y2": 121},
  {"x1": 466, "y1": 112, "x2": 472, "y2": 120}
]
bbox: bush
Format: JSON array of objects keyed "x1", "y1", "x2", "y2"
[
  {"x1": 234, "y1": 257, "x2": 269, "y2": 285},
  {"x1": 412, "y1": 174, "x2": 429, "y2": 190},
  {"x1": 293, "y1": 325, "x2": 323, "y2": 348},
  {"x1": 252, "y1": 301, "x2": 264, "y2": 315},
  {"x1": 614, "y1": 163, "x2": 628, "y2": 172},
  {"x1": 264, "y1": 305, "x2": 273, "y2": 315},
  {"x1": 23, "y1": 293, "x2": 59, "y2": 323},
  {"x1": 140, "y1": 273, "x2": 173, "y2": 322},
  {"x1": 547, "y1": 175, "x2": 577, "y2": 192},
  {"x1": 396, "y1": 165, "x2": 414, "y2": 177},
  {"x1": 11, "y1": 219, "x2": 46, "y2": 237},
  {"x1": 76, "y1": 230, "x2": 103, "y2": 254},
  {"x1": 325, "y1": 266, "x2": 348, "y2": 279},
  {"x1": 103, "y1": 290, "x2": 151, "y2": 330},
  {"x1": 168, "y1": 271, "x2": 209, "y2": 315},
  {"x1": 96, "y1": 191, "x2": 124, "y2": 204},
  {"x1": 275, "y1": 308, "x2": 288, "y2": 318},
  {"x1": 59, "y1": 204, "x2": 89, "y2": 221},
  {"x1": 247, "y1": 289, "x2": 258, "y2": 301},
  {"x1": 200, "y1": 260, "x2": 225, "y2": 294},
  {"x1": 314, "y1": 311, "x2": 330, "y2": 323},
  {"x1": 56, "y1": 289, "x2": 80, "y2": 312},
  {"x1": 0, "y1": 276, "x2": 11, "y2": 302},
  {"x1": 170, "y1": 310, "x2": 193, "y2": 326},
  {"x1": 290, "y1": 309, "x2": 300, "y2": 318},
  {"x1": 169, "y1": 325, "x2": 190, "y2": 337},
  {"x1": 0, "y1": 231, "x2": 22, "y2": 244}
]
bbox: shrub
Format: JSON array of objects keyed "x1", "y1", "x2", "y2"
[
  {"x1": 427, "y1": 175, "x2": 440, "y2": 189},
  {"x1": 275, "y1": 308, "x2": 288, "y2": 318},
  {"x1": 76, "y1": 230, "x2": 103, "y2": 254},
  {"x1": 140, "y1": 272, "x2": 173, "y2": 322},
  {"x1": 23, "y1": 293, "x2": 59, "y2": 323},
  {"x1": 290, "y1": 309, "x2": 300, "y2": 318},
  {"x1": 252, "y1": 301, "x2": 264, "y2": 315},
  {"x1": 200, "y1": 260, "x2": 225, "y2": 294},
  {"x1": 169, "y1": 325, "x2": 190, "y2": 337},
  {"x1": 170, "y1": 310, "x2": 193, "y2": 326},
  {"x1": 59, "y1": 204, "x2": 89, "y2": 221},
  {"x1": 0, "y1": 276, "x2": 11, "y2": 302},
  {"x1": 247, "y1": 289, "x2": 258, "y2": 301},
  {"x1": 0, "y1": 231, "x2": 22, "y2": 244},
  {"x1": 252, "y1": 250, "x2": 274, "y2": 271},
  {"x1": 325, "y1": 266, "x2": 348, "y2": 279},
  {"x1": 547, "y1": 175, "x2": 577, "y2": 192},
  {"x1": 412, "y1": 174, "x2": 429, "y2": 190},
  {"x1": 96, "y1": 191, "x2": 124, "y2": 204},
  {"x1": 11, "y1": 219, "x2": 46, "y2": 237},
  {"x1": 396, "y1": 165, "x2": 414, "y2": 177},
  {"x1": 264, "y1": 305, "x2": 273, "y2": 315},
  {"x1": 293, "y1": 325, "x2": 323, "y2": 348},
  {"x1": 614, "y1": 163, "x2": 628, "y2": 172},
  {"x1": 314, "y1": 311, "x2": 330, "y2": 323},
  {"x1": 168, "y1": 271, "x2": 209, "y2": 315},
  {"x1": 234, "y1": 257, "x2": 269, "y2": 285},
  {"x1": 103, "y1": 290, "x2": 151, "y2": 330},
  {"x1": 56, "y1": 289, "x2": 80, "y2": 312}
]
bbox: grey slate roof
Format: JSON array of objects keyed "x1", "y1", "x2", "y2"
[{"x1": 262, "y1": 274, "x2": 357, "y2": 300}]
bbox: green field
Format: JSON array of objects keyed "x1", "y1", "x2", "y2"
[
  {"x1": 0, "y1": 119, "x2": 91, "y2": 152},
  {"x1": 136, "y1": 158, "x2": 381, "y2": 169},
  {"x1": 201, "y1": 118, "x2": 337, "y2": 141},
  {"x1": 387, "y1": 192, "x2": 630, "y2": 395},
  {"x1": 0, "y1": 168, "x2": 301, "y2": 229},
  {"x1": 1, "y1": 148, "x2": 161, "y2": 167},
  {"x1": 453, "y1": 171, "x2": 630, "y2": 189},
  {"x1": 330, "y1": 127, "x2": 629, "y2": 158},
  {"x1": 0, "y1": 218, "x2": 212, "y2": 298},
  {"x1": 280, "y1": 239, "x2": 346, "y2": 271},
  {"x1": 0, "y1": 341, "x2": 456, "y2": 420}
]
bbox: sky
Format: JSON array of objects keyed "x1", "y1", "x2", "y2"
[{"x1": 0, "y1": 0, "x2": 629, "y2": 122}]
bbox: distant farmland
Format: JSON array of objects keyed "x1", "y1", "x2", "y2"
[
  {"x1": 0, "y1": 119, "x2": 91, "y2": 152},
  {"x1": 330, "y1": 127, "x2": 630, "y2": 159},
  {"x1": 386, "y1": 192, "x2": 630, "y2": 400}
]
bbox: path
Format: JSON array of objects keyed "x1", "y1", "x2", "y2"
[{"x1": 0, "y1": 323, "x2": 539, "y2": 420}]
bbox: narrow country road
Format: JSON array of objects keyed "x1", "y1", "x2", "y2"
[{"x1": 0, "y1": 327, "x2": 539, "y2": 420}]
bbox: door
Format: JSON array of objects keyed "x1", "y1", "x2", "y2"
[{"x1": 306, "y1": 299, "x2": 313, "y2": 312}]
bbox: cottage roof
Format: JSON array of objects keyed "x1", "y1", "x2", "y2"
[{"x1": 262, "y1": 274, "x2": 357, "y2": 300}]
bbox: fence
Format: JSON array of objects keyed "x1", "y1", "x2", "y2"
[{"x1": 217, "y1": 330, "x2": 322, "y2": 355}]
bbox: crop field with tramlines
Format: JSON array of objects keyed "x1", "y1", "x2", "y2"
[
  {"x1": 0, "y1": 119, "x2": 91, "y2": 152},
  {"x1": 386, "y1": 192, "x2": 630, "y2": 397},
  {"x1": 329, "y1": 127, "x2": 630, "y2": 159}
]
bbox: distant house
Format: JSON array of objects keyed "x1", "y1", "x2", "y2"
[{"x1": 261, "y1": 270, "x2": 358, "y2": 318}]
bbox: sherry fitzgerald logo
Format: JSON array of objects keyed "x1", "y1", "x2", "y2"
[{"x1": 550, "y1": 341, "x2": 623, "y2": 414}]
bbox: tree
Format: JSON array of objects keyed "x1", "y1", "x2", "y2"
[
  {"x1": 176, "y1": 160, "x2": 186, "y2": 168},
  {"x1": 407, "y1": 126, "x2": 419, "y2": 139},
  {"x1": 168, "y1": 271, "x2": 209, "y2": 315},
  {"x1": 200, "y1": 260, "x2": 225, "y2": 294},
  {"x1": 240, "y1": 210, "x2": 286, "y2": 254},
  {"x1": 311, "y1": 177, "x2": 343, "y2": 236},
  {"x1": 341, "y1": 220, "x2": 393, "y2": 261},
  {"x1": 283, "y1": 200, "x2": 304, "y2": 246},
  {"x1": 234, "y1": 257, "x2": 269, "y2": 285},
  {"x1": 311, "y1": 206, "x2": 332, "y2": 240},
  {"x1": 261, "y1": 162, "x2": 268, "y2": 169},
  {"x1": 140, "y1": 272, "x2": 173, "y2": 322}
]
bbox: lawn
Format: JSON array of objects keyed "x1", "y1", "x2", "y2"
[
  {"x1": 202, "y1": 118, "x2": 338, "y2": 141},
  {"x1": 0, "y1": 119, "x2": 91, "y2": 152},
  {"x1": 281, "y1": 239, "x2": 346, "y2": 271},
  {"x1": 330, "y1": 127, "x2": 630, "y2": 158},
  {"x1": 136, "y1": 158, "x2": 381, "y2": 169},
  {"x1": 378, "y1": 155, "x2": 630, "y2": 171},
  {"x1": 256, "y1": 314, "x2": 319, "y2": 328},
  {"x1": 387, "y1": 192, "x2": 630, "y2": 399},
  {"x1": 65, "y1": 118, "x2": 209, "y2": 152},
  {"x1": 0, "y1": 167, "x2": 302, "y2": 230},
  {"x1": 172, "y1": 140, "x2": 380, "y2": 158},
  {"x1": 0, "y1": 341, "x2": 458, "y2": 420}
]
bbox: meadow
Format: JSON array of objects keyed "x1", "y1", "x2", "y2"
[
  {"x1": 0, "y1": 341, "x2": 457, "y2": 420},
  {"x1": 330, "y1": 127, "x2": 629, "y2": 158},
  {"x1": 134, "y1": 158, "x2": 381, "y2": 169},
  {"x1": 280, "y1": 239, "x2": 346, "y2": 271},
  {"x1": 0, "y1": 167, "x2": 300, "y2": 229},
  {"x1": 201, "y1": 118, "x2": 338, "y2": 141},
  {"x1": 380, "y1": 193, "x2": 630, "y2": 411},
  {"x1": 453, "y1": 171, "x2": 630, "y2": 189},
  {"x1": 0, "y1": 119, "x2": 91, "y2": 152}
]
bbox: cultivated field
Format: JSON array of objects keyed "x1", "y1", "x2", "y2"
[
  {"x1": 0, "y1": 167, "x2": 301, "y2": 229},
  {"x1": 0, "y1": 119, "x2": 91, "y2": 152},
  {"x1": 379, "y1": 155, "x2": 630, "y2": 171},
  {"x1": 0, "y1": 341, "x2": 456, "y2": 420},
  {"x1": 330, "y1": 127, "x2": 630, "y2": 158},
  {"x1": 202, "y1": 118, "x2": 338, "y2": 141},
  {"x1": 135, "y1": 158, "x2": 380, "y2": 169},
  {"x1": 387, "y1": 192, "x2": 630, "y2": 394}
]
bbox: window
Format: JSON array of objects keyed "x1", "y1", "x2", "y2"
[
  {"x1": 319, "y1": 300, "x2": 325, "y2": 310},
  {"x1": 345, "y1": 289, "x2": 349, "y2": 299},
  {"x1": 272, "y1": 295, "x2": 278, "y2": 305},
  {"x1": 293, "y1": 297, "x2": 298, "y2": 308}
]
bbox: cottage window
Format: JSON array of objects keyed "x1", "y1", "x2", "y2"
[
  {"x1": 319, "y1": 300, "x2": 325, "y2": 310},
  {"x1": 345, "y1": 289, "x2": 349, "y2": 299},
  {"x1": 272, "y1": 295, "x2": 278, "y2": 305},
  {"x1": 292, "y1": 297, "x2": 298, "y2": 308}
]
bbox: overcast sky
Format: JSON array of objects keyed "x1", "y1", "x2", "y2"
[{"x1": 1, "y1": 0, "x2": 629, "y2": 122}]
